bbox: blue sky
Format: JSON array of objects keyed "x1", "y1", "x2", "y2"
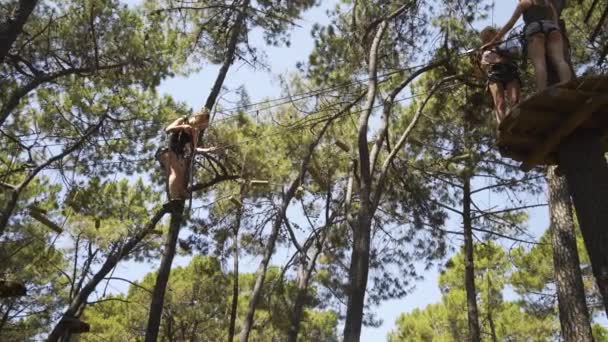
[{"x1": 113, "y1": 0, "x2": 607, "y2": 340}]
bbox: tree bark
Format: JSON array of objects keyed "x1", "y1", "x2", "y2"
[
  {"x1": 145, "y1": 201, "x2": 185, "y2": 342},
  {"x1": 547, "y1": 166, "x2": 594, "y2": 342},
  {"x1": 343, "y1": 211, "x2": 372, "y2": 342},
  {"x1": 343, "y1": 19, "x2": 387, "y2": 342},
  {"x1": 204, "y1": 0, "x2": 250, "y2": 111},
  {"x1": 486, "y1": 275, "x2": 498, "y2": 342},
  {"x1": 287, "y1": 258, "x2": 310, "y2": 342},
  {"x1": 227, "y1": 194, "x2": 243, "y2": 342},
  {"x1": 287, "y1": 242, "x2": 324, "y2": 342},
  {"x1": 47, "y1": 208, "x2": 167, "y2": 341},
  {"x1": 463, "y1": 177, "x2": 481, "y2": 342},
  {"x1": 557, "y1": 132, "x2": 608, "y2": 318},
  {"x1": 0, "y1": 0, "x2": 38, "y2": 64}
]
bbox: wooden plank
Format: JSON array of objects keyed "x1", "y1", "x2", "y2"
[
  {"x1": 520, "y1": 88, "x2": 583, "y2": 111},
  {"x1": 573, "y1": 76, "x2": 608, "y2": 92},
  {"x1": 564, "y1": 75, "x2": 608, "y2": 89},
  {"x1": 499, "y1": 148, "x2": 557, "y2": 165},
  {"x1": 501, "y1": 107, "x2": 563, "y2": 134},
  {"x1": 521, "y1": 95, "x2": 608, "y2": 171}
]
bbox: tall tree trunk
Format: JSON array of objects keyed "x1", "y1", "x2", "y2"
[
  {"x1": 145, "y1": 201, "x2": 185, "y2": 342},
  {"x1": 287, "y1": 258, "x2": 310, "y2": 342},
  {"x1": 238, "y1": 183, "x2": 298, "y2": 342},
  {"x1": 547, "y1": 166, "x2": 594, "y2": 342},
  {"x1": 227, "y1": 196, "x2": 243, "y2": 342},
  {"x1": 544, "y1": 6, "x2": 596, "y2": 335},
  {"x1": 342, "y1": 19, "x2": 387, "y2": 342},
  {"x1": 558, "y1": 132, "x2": 608, "y2": 317},
  {"x1": 486, "y1": 274, "x2": 498, "y2": 342},
  {"x1": 557, "y1": 132, "x2": 608, "y2": 317},
  {"x1": 144, "y1": 1, "x2": 250, "y2": 338},
  {"x1": 287, "y1": 244, "x2": 324, "y2": 342},
  {"x1": 0, "y1": 0, "x2": 38, "y2": 64},
  {"x1": 462, "y1": 177, "x2": 481, "y2": 342},
  {"x1": 204, "y1": 0, "x2": 250, "y2": 111},
  {"x1": 47, "y1": 208, "x2": 167, "y2": 341},
  {"x1": 343, "y1": 211, "x2": 373, "y2": 342}
]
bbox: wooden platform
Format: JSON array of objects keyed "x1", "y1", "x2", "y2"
[{"x1": 497, "y1": 75, "x2": 608, "y2": 171}]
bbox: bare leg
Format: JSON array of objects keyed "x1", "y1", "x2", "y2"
[
  {"x1": 158, "y1": 151, "x2": 172, "y2": 199},
  {"x1": 527, "y1": 33, "x2": 549, "y2": 91},
  {"x1": 506, "y1": 80, "x2": 520, "y2": 109},
  {"x1": 547, "y1": 30, "x2": 572, "y2": 83},
  {"x1": 489, "y1": 82, "x2": 506, "y2": 125},
  {"x1": 170, "y1": 157, "x2": 188, "y2": 200},
  {"x1": 163, "y1": 152, "x2": 188, "y2": 200}
]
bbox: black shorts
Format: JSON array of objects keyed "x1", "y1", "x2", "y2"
[{"x1": 487, "y1": 63, "x2": 520, "y2": 88}]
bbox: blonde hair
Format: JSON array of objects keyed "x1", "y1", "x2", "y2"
[
  {"x1": 189, "y1": 108, "x2": 210, "y2": 128},
  {"x1": 480, "y1": 26, "x2": 498, "y2": 43}
]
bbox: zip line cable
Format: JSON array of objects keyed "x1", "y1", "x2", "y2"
[
  {"x1": 4, "y1": 29, "x2": 526, "y2": 145},
  {"x1": 36, "y1": 80, "x2": 464, "y2": 171}
]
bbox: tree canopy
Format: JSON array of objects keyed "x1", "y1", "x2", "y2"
[{"x1": 1, "y1": 0, "x2": 607, "y2": 341}]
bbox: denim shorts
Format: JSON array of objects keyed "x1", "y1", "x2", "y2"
[{"x1": 524, "y1": 20, "x2": 559, "y2": 38}]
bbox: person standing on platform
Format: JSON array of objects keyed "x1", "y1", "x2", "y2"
[{"x1": 483, "y1": 0, "x2": 572, "y2": 91}]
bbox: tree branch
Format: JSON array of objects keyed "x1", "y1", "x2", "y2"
[
  {"x1": 189, "y1": 174, "x2": 240, "y2": 192},
  {"x1": 204, "y1": 0, "x2": 250, "y2": 111},
  {"x1": 358, "y1": 20, "x2": 388, "y2": 203},
  {"x1": 0, "y1": 62, "x2": 127, "y2": 128},
  {"x1": 369, "y1": 60, "x2": 446, "y2": 175},
  {"x1": 372, "y1": 76, "x2": 458, "y2": 208},
  {"x1": 0, "y1": 0, "x2": 39, "y2": 64}
]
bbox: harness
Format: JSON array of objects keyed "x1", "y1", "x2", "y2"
[
  {"x1": 482, "y1": 47, "x2": 521, "y2": 88},
  {"x1": 168, "y1": 130, "x2": 193, "y2": 158}
]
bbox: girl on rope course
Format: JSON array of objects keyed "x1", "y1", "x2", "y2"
[
  {"x1": 156, "y1": 109, "x2": 211, "y2": 202},
  {"x1": 479, "y1": 26, "x2": 521, "y2": 125},
  {"x1": 483, "y1": 0, "x2": 572, "y2": 91}
]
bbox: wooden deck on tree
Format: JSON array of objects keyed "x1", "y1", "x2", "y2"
[{"x1": 497, "y1": 75, "x2": 608, "y2": 171}]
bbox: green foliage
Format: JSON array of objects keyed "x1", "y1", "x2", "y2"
[
  {"x1": 563, "y1": 0, "x2": 608, "y2": 73},
  {"x1": 82, "y1": 256, "x2": 338, "y2": 341},
  {"x1": 389, "y1": 243, "x2": 559, "y2": 342},
  {"x1": 0, "y1": 222, "x2": 68, "y2": 340},
  {"x1": 2, "y1": 1, "x2": 607, "y2": 340},
  {"x1": 511, "y1": 225, "x2": 605, "y2": 317}
]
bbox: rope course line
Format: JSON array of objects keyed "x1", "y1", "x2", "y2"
[
  {"x1": 19, "y1": 81, "x2": 463, "y2": 168},
  {"x1": 3, "y1": 32, "x2": 525, "y2": 145}
]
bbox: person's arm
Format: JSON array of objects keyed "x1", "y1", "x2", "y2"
[
  {"x1": 482, "y1": 4, "x2": 525, "y2": 49},
  {"x1": 165, "y1": 117, "x2": 191, "y2": 133}
]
